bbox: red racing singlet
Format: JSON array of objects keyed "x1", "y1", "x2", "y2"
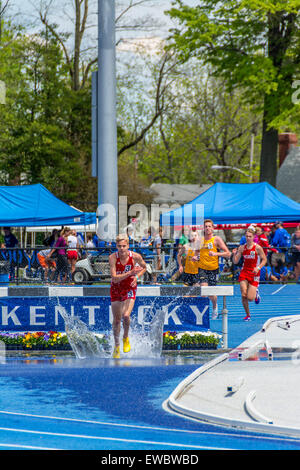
[
  {"x1": 241, "y1": 244, "x2": 260, "y2": 274},
  {"x1": 112, "y1": 251, "x2": 135, "y2": 290},
  {"x1": 110, "y1": 251, "x2": 137, "y2": 302}
]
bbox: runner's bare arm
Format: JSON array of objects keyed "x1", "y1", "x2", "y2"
[
  {"x1": 192, "y1": 238, "x2": 203, "y2": 261},
  {"x1": 232, "y1": 245, "x2": 244, "y2": 264},
  {"x1": 209, "y1": 236, "x2": 231, "y2": 258},
  {"x1": 132, "y1": 252, "x2": 147, "y2": 279},
  {"x1": 254, "y1": 244, "x2": 267, "y2": 272},
  {"x1": 109, "y1": 253, "x2": 142, "y2": 283},
  {"x1": 177, "y1": 245, "x2": 185, "y2": 271}
]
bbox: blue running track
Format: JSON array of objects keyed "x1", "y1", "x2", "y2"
[{"x1": 0, "y1": 284, "x2": 299, "y2": 451}]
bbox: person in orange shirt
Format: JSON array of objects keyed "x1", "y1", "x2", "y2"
[
  {"x1": 177, "y1": 230, "x2": 201, "y2": 286},
  {"x1": 37, "y1": 249, "x2": 56, "y2": 282}
]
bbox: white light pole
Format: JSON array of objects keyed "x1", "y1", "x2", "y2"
[{"x1": 97, "y1": 0, "x2": 118, "y2": 240}]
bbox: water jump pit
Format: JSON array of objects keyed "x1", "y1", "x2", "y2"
[
  {"x1": 0, "y1": 285, "x2": 232, "y2": 358},
  {"x1": 0, "y1": 285, "x2": 300, "y2": 451}
]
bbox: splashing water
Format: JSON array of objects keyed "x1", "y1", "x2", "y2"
[
  {"x1": 59, "y1": 308, "x2": 105, "y2": 359},
  {"x1": 115, "y1": 296, "x2": 181, "y2": 358},
  {"x1": 59, "y1": 296, "x2": 179, "y2": 359},
  {"x1": 126, "y1": 308, "x2": 166, "y2": 358}
]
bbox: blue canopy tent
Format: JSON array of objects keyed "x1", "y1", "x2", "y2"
[
  {"x1": 0, "y1": 184, "x2": 96, "y2": 226},
  {"x1": 160, "y1": 182, "x2": 300, "y2": 226}
]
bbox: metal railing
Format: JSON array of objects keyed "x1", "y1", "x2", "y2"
[{"x1": 0, "y1": 244, "x2": 297, "y2": 286}]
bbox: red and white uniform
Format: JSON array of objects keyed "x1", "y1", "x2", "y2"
[
  {"x1": 257, "y1": 233, "x2": 276, "y2": 256},
  {"x1": 110, "y1": 251, "x2": 137, "y2": 302},
  {"x1": 239, "y1": 243, "x2": 261, "y2": 287}
]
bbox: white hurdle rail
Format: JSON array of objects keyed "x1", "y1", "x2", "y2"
[{"x1": 200, "y1": 286, "x2": 234, "y2": 349}]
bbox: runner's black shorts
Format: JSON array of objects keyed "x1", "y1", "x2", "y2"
[
  {"x1": 198, "y1": 268, "x2": 219, "y2": 286},
  {"x1": 182, "y1": 272, "x2": 200, "y2": 286}
]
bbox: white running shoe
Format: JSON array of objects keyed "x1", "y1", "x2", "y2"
[{"x1": 212, "y1": 307, "x2": 218, "y2": 320}]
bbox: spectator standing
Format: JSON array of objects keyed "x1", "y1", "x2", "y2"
[
  {"x1": 67, "y1": 230, "x2": 79, "y2": 275},
  {"x1": 178, "y1": 228, "x2": 189, "y2": 247},
  {"x1": 43, "y1": 229, "x2": 59, "y2": 248},
  {"x1": 271, "y1": 222, "x2": 291, "y2": 252},
  {"x1": 3, "y1": 227, "x2": 18, "y2": 249},
  {"x1": 86, "y1": 233, "x2": 95, "y2": 249},
  {"x1": 256, "y1": 226, "x2": 277, "y2": 257},
  {"x1": 291, "y1": 225, "x2": 300, "y2": 283},
  {"x1": 152, "y1": 227, "x2": 164, "y2": 284},
  {"x1": 3, "y1": 227, "x2": 18, "y2": 280},
  {"x1": 48, "y1": 227, "x2": 71, "y2": 283}
]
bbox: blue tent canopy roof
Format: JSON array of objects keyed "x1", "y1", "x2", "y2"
[
  {"x1": 0, "y1": 184, "x2": 96, "y2": 227},
  {"x1": 161, "y1": 182, "x2": 300, "y2": 226}
]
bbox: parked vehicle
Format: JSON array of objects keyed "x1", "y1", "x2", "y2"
[
  {"x1": 72, "y1": 254, "x2": 110, "y2": 284},
  {"x1": 72, "y1": 253, "x2": 155, "y2": 285}
]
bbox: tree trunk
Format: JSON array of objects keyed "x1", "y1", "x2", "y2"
[
  {"x1": 259, "y1": 108, "x2": 278, "y2": 186},
  {"x1": 259, "y1": 11, "x2": 297, "y2": 187}
]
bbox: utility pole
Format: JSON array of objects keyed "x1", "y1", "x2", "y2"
[{"x1": 93, "y1": 0, "x2": 118, "y2": 240}]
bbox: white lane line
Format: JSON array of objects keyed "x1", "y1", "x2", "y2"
[
  {"x1": 0, "y1": 409, "x2": 230, "y2": 436},
  {"x1": 0, "y1": 442, "x2": 59, "y2": 450},
  {"x1": 0, "y1": 409, "x2": 298, "y2": 444},
  {"x1": 0, "y1": 426, "x2": 227, "y2": 450},
  {"x1": 271, "y1": 285, "x2": 288, "y2": 295}
]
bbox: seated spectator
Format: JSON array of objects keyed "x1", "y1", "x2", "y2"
[
  {"x1": 259, "y1": 265, "x2": 269, "y2": 283},
  {"x1": 291, "y1": 225, "x2": 300, "y2": 283},
  {"x1": 37, "y1": 248, "x2": 56, "y2": 282},
  {"x1": 139, "y1": 228, "x2": 153, "y2": 257},
  {"x1": 269, "y1": 258, "x2": 289, "y2": 283}
]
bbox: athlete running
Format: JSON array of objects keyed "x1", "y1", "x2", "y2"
[
  {"x1": 109, "y1": 234, "x2": 146, "y2": 358},
  {"x1": 233, "y1": 228, "x2": 267, "y2": 321},
  {"x1": 194, "y1": 219, "x2": 231, "y2": 319}
]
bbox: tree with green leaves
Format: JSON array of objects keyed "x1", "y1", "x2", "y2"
[
  {"x1": 167, "y1": 0, "x2": 300, "y2": 186},
  {"x1": 136, "y1": 65, "x2": 261, "y2": 185}
]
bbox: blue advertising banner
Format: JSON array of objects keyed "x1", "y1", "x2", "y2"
[{"x1": 0, "y1": 296, "x2": 210, "y2": 332}]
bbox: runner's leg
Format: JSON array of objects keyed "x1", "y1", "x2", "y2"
[
  {"x1": 240, "y1": 280, "x2": 251, "y2": 318},
  {"x1": 122, "y1": 298, "x2": 136, "y2": 340},
  {"x1": 246, "y1": 283, "x2": 257, "y2": 302},
  {"x1": 111, "y1": 301, "x2": 122, "y2": 347}
]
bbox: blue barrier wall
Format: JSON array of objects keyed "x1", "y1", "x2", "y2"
[{"x1": 0, "y1": 286, "x2": 210, "y2": 332}]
